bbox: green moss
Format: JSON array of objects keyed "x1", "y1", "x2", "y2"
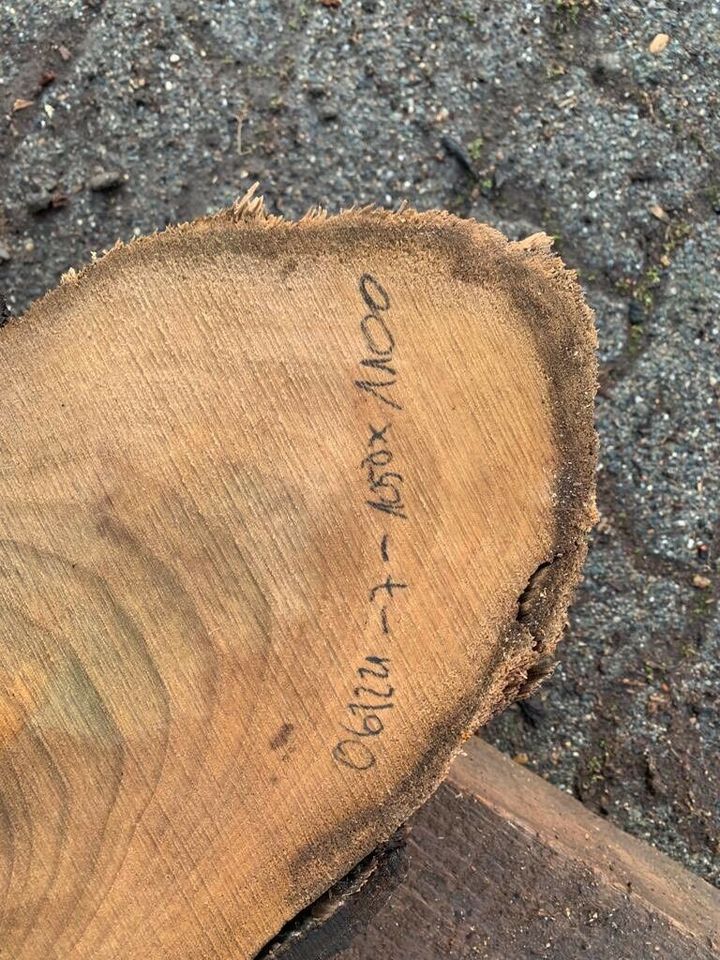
[
  {"x1": 551, "y1": 0, "x2": 595, "y2": 27},
  {"x1": 635, "y1": 265, "x2": 661, "y2": 309},
  {"x1": 705, "y1": 184, "x2": 720, "y2": 212},
  {"x1": 627, "y1": 325, "x2": 644, "y2": 355},
  {"x1": 546, "y1": 61, "x2": 567, "y2": 80},
  {"x1": 627, "y1": 221, "x2": 692, "y2": 310},
  {"x1": 468, "y1": 137, "x2": 484, "y2": 161},
  {"x1": 615, "y1": 277, "x2": 633, "y2": 296},
  {"x1": 585, "y1": 739, "x2": 608, "y2": 784},
  {"x1": 663, "y1": 220, "x2": 691, "y2": 259}
]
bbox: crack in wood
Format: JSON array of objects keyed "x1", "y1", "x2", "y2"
[{"x1": 255, "y1": 829, "x2": 408, "y2": 960}]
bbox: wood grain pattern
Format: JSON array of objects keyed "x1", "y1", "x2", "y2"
[{"x1": 0, "y1": 191, "x2": 597, "y2": 959}]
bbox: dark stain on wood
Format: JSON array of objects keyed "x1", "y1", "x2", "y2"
[{"x1": 270, "y1": 723, "x2": 295, "y2": 751}]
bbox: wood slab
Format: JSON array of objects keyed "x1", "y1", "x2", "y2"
[{"x1": 0, "y1": 191, "x2": 596, "y2": 958}]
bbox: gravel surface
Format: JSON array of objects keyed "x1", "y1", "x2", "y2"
[{"x1": 1, "y1": 0, "x2": 718, "y2": 887}]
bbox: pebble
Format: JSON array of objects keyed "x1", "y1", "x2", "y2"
[
  {"x1": 0, "y1": 242, "x2": 11, "y2": 262},
  {"x1": 628, "y1": 300, "x2": 645, "y2": 326},
  {"x1": 592, "y1": 52, "x2": 623, "y2": 81},
  {"x1": 27, "y1": 193, "x2": 53, "y2": 214},
  {"x1": 649, "y1": 33, "x2": 670, "y2": 55},
  {"x1": 88, "y1": 170, "x2": 124, "y2": 192},
  {"x1": 649, "y1": 203, "x2": 669, "y2": 222},
  {"x1": 692, "y1": 574, "x2": 711, "y2": 590}
]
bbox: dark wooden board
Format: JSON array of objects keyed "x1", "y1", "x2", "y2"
[{"x1": 277, "y1": 737, "x2": 720, "y2": 960}]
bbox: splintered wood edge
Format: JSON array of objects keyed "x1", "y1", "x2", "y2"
[{"x1": 8, "y1": 186, "x2": 598, "y2": 955}]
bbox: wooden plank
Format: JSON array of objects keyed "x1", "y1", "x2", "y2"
[{"x1": 277, "y1": 738, "x2": 720, "y2": 960}]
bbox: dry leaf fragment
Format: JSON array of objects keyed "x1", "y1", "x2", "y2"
[
  {"x1": 649, "y1": 203, "x2": 670, "y2": 222},
  {"x1": 12, "y1": 98, "x2": 34, "y2": 112},
  {"x1": 649, "y1": 33, "x2": 670, "y2": 54},
  {"x1": 693, "y1": 574, "x2": 711, "y2": 590}
]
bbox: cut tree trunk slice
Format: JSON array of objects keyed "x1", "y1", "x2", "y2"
[{"x1": 0, "y1": 190, "x2": 597, "y2": 960}]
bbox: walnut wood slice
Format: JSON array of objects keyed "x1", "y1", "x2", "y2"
[{"x1": 0, "y1": 193, "x2": 597, "y2": 960}]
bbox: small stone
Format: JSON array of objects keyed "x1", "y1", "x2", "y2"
[
  {"x1": 493, "y1": 161, "x2": 513, "y2": 191},
  {"x1": 89, "y1": 170, "x2": 124, "y2": 192},
  {"x1": 628, "y1": 300, "x2": 645, "y2": 326},
  {"x1": 0, "y1": 242, "x2": 11, "y2": 262},
  {"x1": 513, "y1": 752, "x2": 530, "y2": 766},
  {"x1": 50, "y1": 191, "x2": 69, "y2": 209},
  {"x1": 58, "y1": 45, "x2": 72, "y2": 61},
  {"x1": 24, "y1": 239, "x2": 35, "y2": 253},
  {"x1": 319, "y1": 103, "x2": 339, "y2": 120},
  {"x1": 307, "y1": 81, "x2": 325, "y2": 98},
  {"x1": 595, "y1": 513, "x2": 613, "y2": 535},
  {"x1": 513, "y1": 220, "x2": 543, "y2": 241},
  {"x1": 649, "y1": 33, "x2": 670, "y2": 55},
  {"x1": 169, "y1": 53, "x2": 180, "y2": 64},
  {"x1": 592, "y1": 52, "x2": 623, "y2": 81},
  {"x1": 692, "y1": 574, "x2": 711, "y2": 590},
  {"x1": 27, "y1": 192, "x2": 53, "y2": 214}
]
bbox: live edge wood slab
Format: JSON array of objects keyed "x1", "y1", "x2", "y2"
[{"x1": 0, "y1": 190, "x2": 596, "y2": 959}]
